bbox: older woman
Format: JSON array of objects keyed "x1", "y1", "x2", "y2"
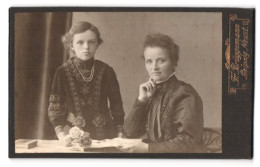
[
  {"x1": 124, "y1": 33, "x2": 204, "y2": 153},
  {"x1": 48, "y1": 21, "x2": 124, "y2": 141}
]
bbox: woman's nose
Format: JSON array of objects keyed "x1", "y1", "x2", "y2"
[{"x1": 152, "y1": 62, "x2": 159, "y2": 70}]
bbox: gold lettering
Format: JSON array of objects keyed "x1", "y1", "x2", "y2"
[
  {"x1": 242, "y1": 20, "x2": 249, "y2": 25},
  {"x1": 240, "y1": 51, "x2": 249, "y2": 80},
  {"x1": 231, "y1": 63, "x2": 239, "y2": 72},
  {"x1": 241, "y1": 26, "x2": 249, "y2": 50},
  {"x1": 243, "y1": 51, "x2": 249, "y2": 59},
  {"x1": 231, "y1": 72, "x2": 239, "y2": 86},
  {"x1": 240, "y1": 68, "x2": 248, "y2": 80}
]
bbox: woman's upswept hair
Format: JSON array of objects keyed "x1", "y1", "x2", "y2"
[
  {"x1": 62, "y1": 21, "x2": 103, "y2": 52},
  {"x1": 143, "y1": 33, "x2": 179, "y2": 66}
]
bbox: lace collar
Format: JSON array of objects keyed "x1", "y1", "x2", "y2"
[{"x1": 73, "y1": 56, "x2": 94, "y2": 70}]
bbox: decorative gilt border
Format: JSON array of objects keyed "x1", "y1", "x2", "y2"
[{"x1": 225, "y1": 14, "x2": 250, "y2": 94}]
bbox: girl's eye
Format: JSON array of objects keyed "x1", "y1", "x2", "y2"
[
  {"x1": 146, "y1": 59, "x2": 152, "y2": 64},
  {"x1": 89, "y1": 40, "x2": 95, "y2": 44}
]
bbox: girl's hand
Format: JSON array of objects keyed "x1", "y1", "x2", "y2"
[
  {"x1": 57, "y1": 131, "x2": 66, "y2": 141},
  {"x1": 117, "y1": 132, "x2": 124, "y2": 138},
  {"x1": 138, "y1": 79, "x2": 156, "y2": 102}
]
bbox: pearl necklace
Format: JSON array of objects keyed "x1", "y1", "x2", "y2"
[{"x1": 74, "y1": 60, "x2": 95, "y2": 82}]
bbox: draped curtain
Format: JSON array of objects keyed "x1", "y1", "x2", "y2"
[{"x1": 15, "y1": 12, "x2": 72, "y2": 139}]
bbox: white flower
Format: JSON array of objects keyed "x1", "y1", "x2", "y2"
[{"x1": 69, "y1": 126, "x2": 84, "y2": 139}]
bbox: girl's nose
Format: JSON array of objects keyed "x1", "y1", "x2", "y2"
[{"x1": 83, "y1": 42, "x2": 89, "y2": 49}]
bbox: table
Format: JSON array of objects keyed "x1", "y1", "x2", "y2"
[{"x1": 15, "y1": 138, "x2": 143, "y2": 153}]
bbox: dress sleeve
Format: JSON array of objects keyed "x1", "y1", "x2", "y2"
[
  {"x1": 149, "y1": 93, "x2": 203, "y2": 153},
  {"x1": 105, "y1": 67, "x2": 125, "y2": 129},
  {"x1": 124, "y1": 99, "x2": 149, "y2": 138},
  {"x1": 48, "y1": 67, "x2": 67, "y2": 133}
]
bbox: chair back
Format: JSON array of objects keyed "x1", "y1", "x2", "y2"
[{"x1": 202, "y1": 127, "x2": 222, "y2": 153}]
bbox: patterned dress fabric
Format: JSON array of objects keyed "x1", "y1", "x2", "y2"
[{"x1": 48, "y1": 57, "x2": 124, "y2": 140}]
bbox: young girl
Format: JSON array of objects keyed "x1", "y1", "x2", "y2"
[{"x1": 48, "y1": 21, "x2": 124, "y2": 141}]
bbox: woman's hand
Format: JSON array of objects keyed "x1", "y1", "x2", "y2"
[
  {"x1": 138, "y1": 79, "x2": 156, "y2": 102},
  {"x1": 117, "y1": 140, "x2": 149, "y2": 153}
]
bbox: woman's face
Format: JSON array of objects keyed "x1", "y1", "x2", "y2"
[
  {"x1": 71, "y1": 30, "x2": 99, "y2": 61},
  {"x1": 144, "y1": 46, "x2": 175, "y2": 82}
]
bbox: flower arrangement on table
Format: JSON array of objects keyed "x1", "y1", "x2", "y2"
[{"x1": 64, "y1": 116, "x2": 92, "y2": 147}]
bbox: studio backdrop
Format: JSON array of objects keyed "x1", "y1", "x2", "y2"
[
  {"x1": 14, "y1": 12, "x2": 222, "y2": 140},
  {"x1": 15, "y1": 12, "x2": 72, "y2": 139}
]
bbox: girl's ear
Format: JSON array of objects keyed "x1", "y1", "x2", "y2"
[
  {"x1": 70, "y1": 45, "x2": 75, "y2": 55},
  {"x1": 70, "y1": 45, "x2": 74, "y2": 51}
]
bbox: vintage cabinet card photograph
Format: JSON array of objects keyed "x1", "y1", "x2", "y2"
[{"x1": 9, "y1": 7, "x2": 254, "y2": 158}]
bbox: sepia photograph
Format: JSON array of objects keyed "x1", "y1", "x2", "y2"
[{"x1": 9, "y1": 7, "x2": 254, "y2": 158}]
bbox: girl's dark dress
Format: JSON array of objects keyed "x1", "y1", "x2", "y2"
[{"x1": 48, "y1": 57, "x2": 125, "y2": 140}]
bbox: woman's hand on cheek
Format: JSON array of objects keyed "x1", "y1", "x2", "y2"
[{"x1": 138, "y1": 80, "x2": 156, "y2": 102}]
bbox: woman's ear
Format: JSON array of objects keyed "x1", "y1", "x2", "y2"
[{"x1": 96, "y1": 43, "x2": 100, "y2": 49}]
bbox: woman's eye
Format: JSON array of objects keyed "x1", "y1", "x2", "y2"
[
  {"x1": 159, "y1": 59, "x2": 166, "y2": 63},
  {"x1": 77, "y1": 41, "x2": 84, "y2": 45}
]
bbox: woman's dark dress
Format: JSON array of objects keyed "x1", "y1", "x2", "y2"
[{"x1": 124, "y1": 75, "x2": 203, "y2": 153}]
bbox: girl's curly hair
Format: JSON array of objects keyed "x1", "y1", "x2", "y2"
[{"x1": 62, "y1": 21, "x2": 103, "y2": 52}]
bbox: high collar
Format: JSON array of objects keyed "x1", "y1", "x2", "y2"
[
  {"x1": 155, "y1": 75, "x2": 179, "y2": 93},
  {"x1": 73, "y1": 56, "x2": 95, "y2": 70}
]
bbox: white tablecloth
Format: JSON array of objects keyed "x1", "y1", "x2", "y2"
[{"x1": 15, "y1": 138, "x2": 143, "y2": 153}]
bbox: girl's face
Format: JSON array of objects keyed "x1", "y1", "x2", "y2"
[
  {"x1": 71, "y1": 30, "x2": 99, "y2": 61},
  {"x1": 144, "y1": 46, "x2": 175, "y2": 82}
]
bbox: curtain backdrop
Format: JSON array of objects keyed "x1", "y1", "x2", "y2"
[{"x1": 15, "y1": 12, "x2": 72, "y2": 139}]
